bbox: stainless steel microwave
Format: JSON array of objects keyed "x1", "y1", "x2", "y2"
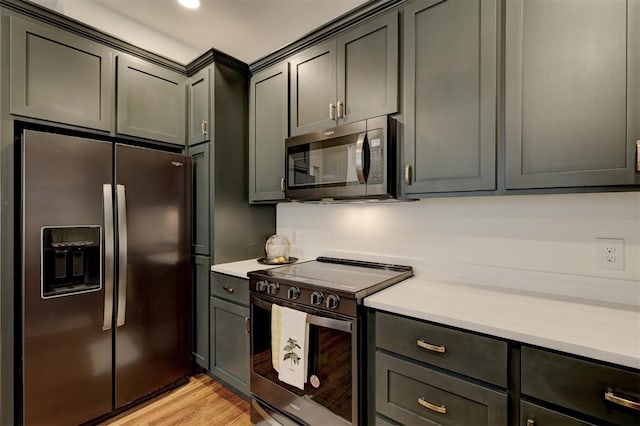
[{"x1": 285, "y1": 115, "x2": 396, "y2": 201}]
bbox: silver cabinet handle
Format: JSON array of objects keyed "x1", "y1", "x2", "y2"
[
  {"x1": 355, "y1": 132, "x2": 367, "y2": 184},
  {"x1": 201, "y1": 119, "x2": 208, "y2": 137},
  {"x1": 337, "y1": 101, "x2": 344, "y2": 119},
  {"x1": 329, "y1": 103, "x2": 336, "y2": 121},
  {"x1": 223, "y1": 286, "x2": 235, "y2": 294},
  {"x1": 405, "y1": 164, "x2": 412, "y2": 186},
  {"x1": 636, "y1": 140, "x2": 640, "y2": 172},
  {"x1": 605, "y1": 390, "x2": 640, "y2": 411},
  {"x1": 418, "y1": 397, "x2": 446, "y2": 414},
  {"x1": 417, "y1": 339, "x2": 446, "y2": 353},
  {"x1": 102, "y1": 184, "x2": 115, "y2": 331},
  {"x1": 116, "y1": 184, "x2": 128, "y2": 327},
  {"x1": 526, "y1": 419, "x2": 535, "y2": 426},
  {"x1": 244, "y1": 317, "x2": 250, "y2": 335},
  {"x1": 280, "y1": 177, "x2": 285, "y2": 192}
]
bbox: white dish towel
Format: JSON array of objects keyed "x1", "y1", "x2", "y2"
[{"x1": 274, "y1": 305, "x2": 309, "y2": 390}]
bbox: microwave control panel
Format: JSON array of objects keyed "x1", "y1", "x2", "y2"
[{"x1": 367, "y1": 129, "x2": 385, "y2": 184}]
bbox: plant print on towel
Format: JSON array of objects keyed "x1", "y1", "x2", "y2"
[{"x1": 283, "y1": 337, "x2": 301, "y2": 366}]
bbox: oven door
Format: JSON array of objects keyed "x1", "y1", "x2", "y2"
[{"x1": 250, "y1": 295, "x2": 358, "y2": 426}]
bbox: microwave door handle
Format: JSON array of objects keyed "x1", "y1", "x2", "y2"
[{"x1": 355, "y1": 132, "x2": 367, "y2": 184}]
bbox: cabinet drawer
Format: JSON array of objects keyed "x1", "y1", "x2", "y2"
[
  {"x1": 376, "y1": 351, "x2": 507, "y2": 426},
  {"x1": 376, "y1": 312, "x2": 507, "y2": 387},
  {"x1": 211, "y1": 272, "x2": 249, "y2": 306},
  {"x1": 520, "y1": 400, "x2": 595, "y2": 426},
  {"x1": 521, "y1": 346, "x2": 640, "y2": 425}
]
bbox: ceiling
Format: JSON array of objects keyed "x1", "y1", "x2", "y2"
[{"x1": 27, "y1": 0, "x2": 370, "y2": 65}]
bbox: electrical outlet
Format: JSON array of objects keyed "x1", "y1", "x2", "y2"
[{"x1": 595, "y1": 238, "x2": 625, "y2": 270}]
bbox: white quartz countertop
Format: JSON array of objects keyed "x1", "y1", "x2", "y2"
[
  {"x1": 212, "y1": 257, "x2": 640, "y2": 369},
  {"x1": 211, "y1": 258, "x2": 309, "y2": 279},
  {"x1": 365, "y1": 277, "x2": 640, "y2": 369}
]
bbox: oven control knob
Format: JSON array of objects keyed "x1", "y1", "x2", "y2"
[
  {"x1": 267, "y1": 282, "x2": 280, "y2": 295},
  {"x1": 287, "y1": 287, "x2": 300, "y2": 300},
  {"x1": 326, "y1": 294, "x2": 340, "y2": 309},
  {"x1": 256, "y1": 280, "x2": 268, "y2": 292},
  {"x1": 311, "y1": 291, "x2": 324, "y2": 305}
]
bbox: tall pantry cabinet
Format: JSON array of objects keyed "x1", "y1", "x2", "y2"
[{"x1": 187, "y1": 61, "x2": 275, "y2": 372}]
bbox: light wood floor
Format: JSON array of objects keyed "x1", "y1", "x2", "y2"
[{"x1": 101, "y1": 374, "x2": 251, "y2": 426}]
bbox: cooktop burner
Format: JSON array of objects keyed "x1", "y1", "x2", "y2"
[{"x1": 248, "y1": 257, "x2": 413, "y2": 316}]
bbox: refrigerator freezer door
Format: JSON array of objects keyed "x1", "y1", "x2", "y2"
[
  {"x1": 114, "y1": 144, "x2": 191, "y2": 408},
  {"x1": 22, "y1": 131, "x2": 113, "y2": 425}
]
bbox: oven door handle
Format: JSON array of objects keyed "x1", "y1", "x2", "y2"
[{"x1": 251, "y1": 296, "x2": 353, "y2": 334}]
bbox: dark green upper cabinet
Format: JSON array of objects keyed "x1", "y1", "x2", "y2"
[
  {"x1": 336, "y1": 11, "x2": 398, "y2": 125},
  {"x1": 290, "y1": 11, "x2": 399, "y2": 136},
  {"x1": 290, "y1": 40, "x2": 337, "y2": 136},
  {"x1": 249, "y1": 62, "x2": 289, "y2": 203},
  {"x1": 9, "y1": 16, "x2": 113, "y2": 131},
  {"x1": 116, "y1": 55, "x2": 186, "y2": 145},
  {"x1": 505, "y1": 0, "x2": 639, "y2": 189},
  {"x1": 187, "y1": 68, "x2": 211, "y2": 146},
  {"x1": 403, "y1": 0, "x2": 497, "y2": 195}
]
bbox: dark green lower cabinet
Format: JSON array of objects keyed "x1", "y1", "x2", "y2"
[
  {"x1": 520, "y1": 400, "x2": 596, "y2": 426},
  {"x1": 192, "y1": 256, "x2": 210, "y2": 368},
  {"x1": 376, "y1": 351, "x2": 507, "y2": 425},
  {"x1": 375, "y1": 414, "x2": 399, "y2": 426},
  {"x1": 209, "y1": 296, "x2": 250, "y2": 397}
]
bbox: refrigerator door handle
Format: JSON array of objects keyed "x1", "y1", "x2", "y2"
[
  {"x1": 102, "y1": 184, "x2": 115, "y2": 331},
  {"x1": 116, "y1": 184, "x2": 128, "y2": 327}
]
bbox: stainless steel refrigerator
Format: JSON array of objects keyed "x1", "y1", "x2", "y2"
[{"x1": 21, "y1": 130, "x2": 191, "y2": 425}]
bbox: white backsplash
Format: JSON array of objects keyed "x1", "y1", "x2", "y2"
[{"x1": 277, "y1": 192, "x2": 640, "y2": 306}]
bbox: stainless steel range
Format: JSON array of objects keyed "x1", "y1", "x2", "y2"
[{"x1": 248, "y1": 257, "x2": 413, "y2": 425}]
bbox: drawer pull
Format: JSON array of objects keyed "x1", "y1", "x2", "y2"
[
  {"x1": 244, "y1": 317, "x2": 250, "y2": 334},
  {"x1": 222, "y1": 286, "x2": 235, "y2": 294},
  {"x1": 605, "y1": 390, "x2": 640, "y2": 411},
  {"x1": 526, "y1": 420, "x2": 535, "y2": 426},
  {"x1": 418, "y1": 397, "x2": 446, "y2": 414},
  {"x1": 417, "y1": 339, "x2": 446, "y2": 353}
]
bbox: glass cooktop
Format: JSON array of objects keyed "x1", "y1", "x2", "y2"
[{"x1": 253, "y1": 256, "x2": 413, "y2": 298}]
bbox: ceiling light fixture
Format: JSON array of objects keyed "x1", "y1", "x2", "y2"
[{"x1": 178, "y1": 0, "x2": 200, "y2": 9}]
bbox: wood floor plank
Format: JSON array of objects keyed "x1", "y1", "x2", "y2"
[{"x1": 101, "y1": 374, "x2": 250, "y2": 426}]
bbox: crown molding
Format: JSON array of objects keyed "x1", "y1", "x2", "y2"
[
  {"x1": 1, "y1": 0, "x2": 187, "y2": 74},
  {"x1": 248, "y1": 0, "x2": 405, "y2": 74}
]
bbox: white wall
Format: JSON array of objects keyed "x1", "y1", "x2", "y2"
[{"x1": 277, "y1": 192, "x2": 640, "y2": 305}]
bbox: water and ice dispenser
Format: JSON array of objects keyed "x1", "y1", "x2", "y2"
[{"x1": 41, "y1": 226, "x2": 101, "y2": 298}]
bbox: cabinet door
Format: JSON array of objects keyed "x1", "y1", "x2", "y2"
[
  {"x1": 210, "y1": 297, "x2": 250, "y2": 397},
  {"x1": 290, "y1": 40, "x2": 337, "y2": 136},
  {"x1": 505, "y1": 0, "x2": 639, "y2": 188},
  {"x1": 10, "y1": 16, "x2": 113, "y2": 131},
  {"x1": 189, "y1": 143, "x2": 210, "y2": 255},
  {"x1": 187, "y1": 68, "x2": 211, "y2": 146},
  {"x1": 116, "y1": 55, "x2": 186, "y2": 145},
  {"x1": 192, "y1": 256, "x2": 210, "y2": 368},
  {"x1": 249, "y1": 63, "x2": 289, "y2": 203},
  {"x1": 403, "y1": 0, "x2": 497, "y2": 194},
  {"x1": 337, "y1": 11, "x2": 398, "y2": 124}
]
